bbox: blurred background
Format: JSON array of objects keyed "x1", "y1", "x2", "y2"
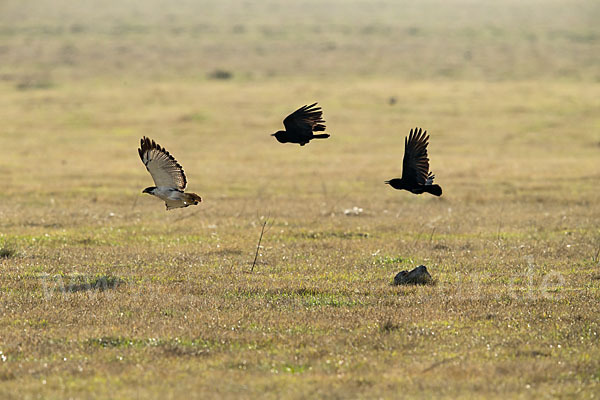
[
  {"x1": 2, "y1": 0, "x2": 599, "y2": 81},
  {"x1": 0, "y1": 0, "x2": 598, "y2": 220}
]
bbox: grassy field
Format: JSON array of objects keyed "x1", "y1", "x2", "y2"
[{"x1": 1, "y1": 0, "x2": 600, "y2": 398}]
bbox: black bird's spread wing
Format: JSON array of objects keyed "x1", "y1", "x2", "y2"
[
  {"x1": 401, "y1": 128, "x2": 430, "y2": 186},
  {"x1": 283, "y1": 103, "x2": 326, "y2": 139},
  {"x1": 138, "y1": 136, "x2": 187, "y2": 190}
]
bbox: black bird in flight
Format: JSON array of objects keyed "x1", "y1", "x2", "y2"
[
  {"x1": 272, "y1": 103, "x2": 330, "y2": 146},
  {"x1": 385, "y1": 127, "x2": 442, "y2": 196}
]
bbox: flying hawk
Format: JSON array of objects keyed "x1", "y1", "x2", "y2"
[
  {"x1": 271, "y1": 103, "x2": 330, "y2": 146},
  {"x1": 138, "y1": 136, "x2": 202, "y2": 210},
  {"x1": 385, "y1": 127, "x2": 442, "y2": 196}
]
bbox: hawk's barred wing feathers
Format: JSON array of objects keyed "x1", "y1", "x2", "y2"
[{"x1": 138, "y1": 136, "x2": 187, "y2": 190}]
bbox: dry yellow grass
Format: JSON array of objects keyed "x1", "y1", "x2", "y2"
[{"x1": 0, "y1": 0, "x2": 599, "y2": 398}]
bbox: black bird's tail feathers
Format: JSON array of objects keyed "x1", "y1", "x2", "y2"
[
  {"x1": 423, "y1": 184, "x2": 442, "y2": 196},
  {"x1": 313, "y1": 134, "x2": 330, "y2": 139}
]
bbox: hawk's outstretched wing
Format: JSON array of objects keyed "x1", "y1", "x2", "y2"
[
  {"x1": 401, "y1": 127, "x2": 430, "y2": 186},
  {"x1": 138, "y1": 137, "x2": 187, "y2": 190},
  {"x1": 283, "y1": 103, "x2": 326, "y2": 139}
]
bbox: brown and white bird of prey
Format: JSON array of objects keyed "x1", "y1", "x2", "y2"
[
  {"x1": 271, "y1": 103, "x2": 330, "y2": 146},
  {"x1": 385, "y1": 127, "x2": 442, "y2": 196},
  {"x1": 138, "y1": 137, "x2": 202, "y2": 210}
]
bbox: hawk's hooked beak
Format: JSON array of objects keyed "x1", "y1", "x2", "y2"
[{"x1": 142, "y1": 187, "x2": 152, "y2": 194}]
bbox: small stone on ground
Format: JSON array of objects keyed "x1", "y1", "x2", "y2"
[{"x1": 393, "y1": 265, "x2": 433, "y2": 285}]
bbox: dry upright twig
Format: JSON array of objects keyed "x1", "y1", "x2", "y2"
[
  {"x1": 593, "y1": 245, "x2": 600, "y2": 264},
  {"x1": 131, "y1": 195, "x2": 138, "y2": 211},
  {"x1": 251, "y1": 217, "x2": 272, "y2": 273},
  {"x1": 429, "y1": 226, "x2": 436, "y2": 244}
]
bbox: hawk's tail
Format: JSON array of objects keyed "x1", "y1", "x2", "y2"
[
  {"x1": 312, "y1": 134, "x2": 330, "y2": 139},
  {"x1": 184, "y1": 192, "x2": 202, "y2": 205}
]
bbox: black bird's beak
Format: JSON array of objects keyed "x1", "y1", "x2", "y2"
[
  {"x1": 270, "y1": 133, "x2": 276, "y2": 136},
  {"x1": 384, "y1": 180, "x2": 390, "y2": 185}
]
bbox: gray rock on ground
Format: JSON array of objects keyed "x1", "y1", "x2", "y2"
[{"x1": 393, "y1": 265, "x2": 434, "y2": 285}]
